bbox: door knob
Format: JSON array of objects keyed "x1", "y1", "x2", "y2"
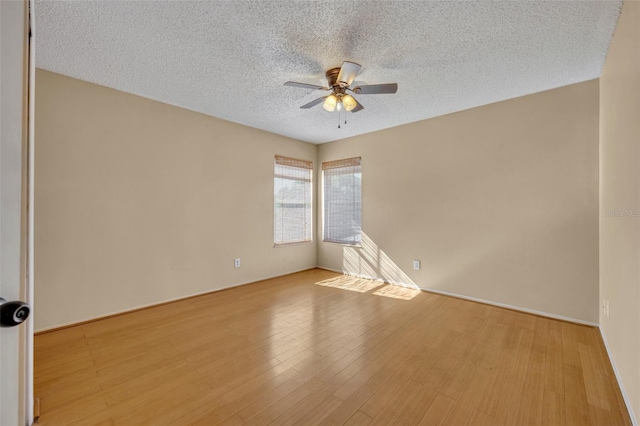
[{"x1": 0, "y1": 297, "x2": 30, "y2": 327}]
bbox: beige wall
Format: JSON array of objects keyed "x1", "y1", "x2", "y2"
[
  {"x1": 34, "y1": 70, "x2": 317, "y2": 331},
  {"x1": 318, "y1": 80, "x2": 600, "y2": 324},
  {"x1": 600, "y1": 0, "x2": 640, "y2": 422}
]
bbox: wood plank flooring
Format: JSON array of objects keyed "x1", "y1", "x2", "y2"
[{"x1": 34, "y1": 268, "x2": 631, "y2": 425}]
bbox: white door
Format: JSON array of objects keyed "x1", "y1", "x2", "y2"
[{"x1": 0, "y1": 0, "x2": 33, "y2": 425}]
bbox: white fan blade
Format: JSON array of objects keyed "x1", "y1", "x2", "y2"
[{"x1": 337, "y1": 61, "x2": 361, "y2": 86}]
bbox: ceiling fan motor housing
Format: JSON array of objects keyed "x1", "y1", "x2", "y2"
[{"x1": 325, "y1": 67, "x2": 343, "y2": 89}]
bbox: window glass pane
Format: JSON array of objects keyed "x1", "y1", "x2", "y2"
[
  {"x1": 322, "y1": 159, "x2": 361, "y2": 245},
  {"x1": 274, "y1": 157, "x2": 312, "y2": 245}
]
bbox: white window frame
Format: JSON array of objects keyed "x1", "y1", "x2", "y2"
[
  {"x1": 322, "y1": 157, "x2": 362, "y2": 246},
  {"x1": 273, "y1": 155, "x2": 313, "y2": 246}
]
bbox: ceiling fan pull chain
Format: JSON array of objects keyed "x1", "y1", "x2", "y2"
[{"x1": 338, "y1": 110, "x2": 341, "y2": 129}]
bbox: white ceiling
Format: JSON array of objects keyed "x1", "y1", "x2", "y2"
[{"x1": 35, "y1": 1, "x2": 621, "y2": 144}]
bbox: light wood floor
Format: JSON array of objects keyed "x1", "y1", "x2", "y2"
[{"x1": 35, "y1": 268, "x2": 631, "y2": 425}]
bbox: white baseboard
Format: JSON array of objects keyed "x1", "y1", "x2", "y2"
[
  {"x1": 316, "y1": 266, "x2": 598, "y2": 327},
  {"x1": 317, "y1": 266, "x2": 352, "y2": 274},
  {"x1": 35, "y1": 266, "x2": 316, "y2": 333},
  {"x1": 599, "y1": 328, "x2": 638, "y2": 426},
  {"x1": 421, "y1": 287, "x2": 599, "y2": 327}
]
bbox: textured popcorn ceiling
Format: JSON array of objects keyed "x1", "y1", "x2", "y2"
[{"x1": 35, "y1": 1, "x2": 621, "y2": 144}]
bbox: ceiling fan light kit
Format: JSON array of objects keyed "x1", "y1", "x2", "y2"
[
  {"x1": 285, "y1": 61, "x2": 398, "y2": 118},
  {"x1": 323, "y1": 94, "x2": 338, "y2": 111},
  {"x1": 322, "y1": 93, "x2": 356, "y2": 112},
  {"x1": 342, "y1": 94, "x2": 357, "y2": 111}
]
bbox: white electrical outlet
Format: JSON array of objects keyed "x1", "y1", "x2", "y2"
[
  {"x1": 413, "y1": 260, "x2": 421, "y2": 270},
  {"x1": 602, "y1": 299, "x2": 610, "y2": 318},
  {"x1": 234, "y1": 258, "x2": 241, "y2": 268}
]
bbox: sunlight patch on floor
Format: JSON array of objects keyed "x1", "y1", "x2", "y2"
[
  {"x1": 315, "y1": 275, "x2": 384, "y2": 293},
  {"x1": 372, "y1": 284, "x2": 421, "y2": 300},
  {"x1": 342, "y1": 232, "x2": 420, "y2": 290},
  {"x1": 315, "y1": 275, "x2": 421, "y2": 300}
]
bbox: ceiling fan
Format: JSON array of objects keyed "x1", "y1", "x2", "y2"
[{"x1": 284, "y1": 61, "x2": 398, "y2": 113}]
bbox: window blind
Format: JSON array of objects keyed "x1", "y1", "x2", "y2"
[
  {"x1": 274, "y1": 156, "x2": 313, "y2": 246},
  {"x1": 322, "y1": 157, "x2": 362, "y2": 245}
]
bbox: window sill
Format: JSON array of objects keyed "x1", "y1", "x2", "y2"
[
  {"x1": 273, "y1": 240, "x2": 313, "y2": 248},
  {"x1": 321, "y1": 240, "x2": 362, "y2": 248}
]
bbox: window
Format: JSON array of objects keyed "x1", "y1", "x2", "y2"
[
  {"x1": 274, "y1": 155, "x2": 313, "y2": 246},
  {"x1": 322, "y1": 157, "x2": 362, "y2": 245}
]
